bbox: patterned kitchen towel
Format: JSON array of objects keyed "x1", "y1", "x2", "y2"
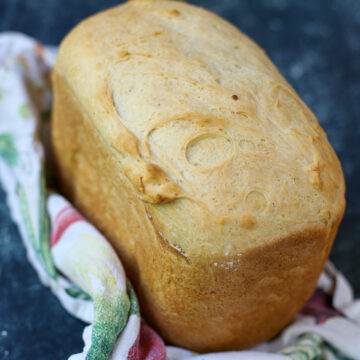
[{"x1": 1, "y1": 32, "x2": 360, "y2": 360}]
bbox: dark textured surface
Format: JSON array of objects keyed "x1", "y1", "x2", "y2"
[{"x1": 0, "y1": 0, "x2": 359, "y2": 359}]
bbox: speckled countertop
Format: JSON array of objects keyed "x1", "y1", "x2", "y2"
[{"x1": 0, "y1": 0, "x2": 359, "y2": 359}]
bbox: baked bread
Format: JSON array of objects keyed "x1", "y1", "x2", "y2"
[{"x1": 51, "y1": 0, "x2": 346, "y2": 352}]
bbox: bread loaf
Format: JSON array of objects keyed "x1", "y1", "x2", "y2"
[{"x1": 51, "y1": 0, "x2": 345, "y2": 352}]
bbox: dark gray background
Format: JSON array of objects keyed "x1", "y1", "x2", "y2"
[{"x1": 0, "y1": 0, "x2": 359, "y2": 359}]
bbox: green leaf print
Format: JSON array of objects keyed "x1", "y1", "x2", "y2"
[
  {"x1": 127, "y1": 281, "x2": 139, "y2": 316},
  {"x1": 16, "y1": 176, "x2": 57, "y2": 280},
  {"x1": 86, "y1": 292, "x2": 130, "y2": 360},
  {"x1": 325, "y1": 342, "x2": 356, "y2": 360},
  {"x1": 19, "y1": 103, "x2": 30, "y2": 119},
  {"x1": 85, "y1": 283, "x2": 138, "y2": 360},
  {"x1": 38, "y1": 170, "x2": 57, "y2": 280},
  {"x1": 280, "y1": 333, "x2": 324, "y2": 359},
  {"x1": 16, "y1": 183, "x2": 37, "y2": 251},
  {"x1": 0, "y1": 134, "x2": 18, "y2": 166},
  {"x1": 65, "y1": 285, "x2": 92, "y2": 301}
]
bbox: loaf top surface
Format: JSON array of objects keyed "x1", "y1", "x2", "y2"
[{"x1": 55, "y1": 0, "x2": 345, "y2": 259}]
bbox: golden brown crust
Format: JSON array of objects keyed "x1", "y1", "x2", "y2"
[{"x1": 51, "y1": 0, "x2": 346, "y2": 351}]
